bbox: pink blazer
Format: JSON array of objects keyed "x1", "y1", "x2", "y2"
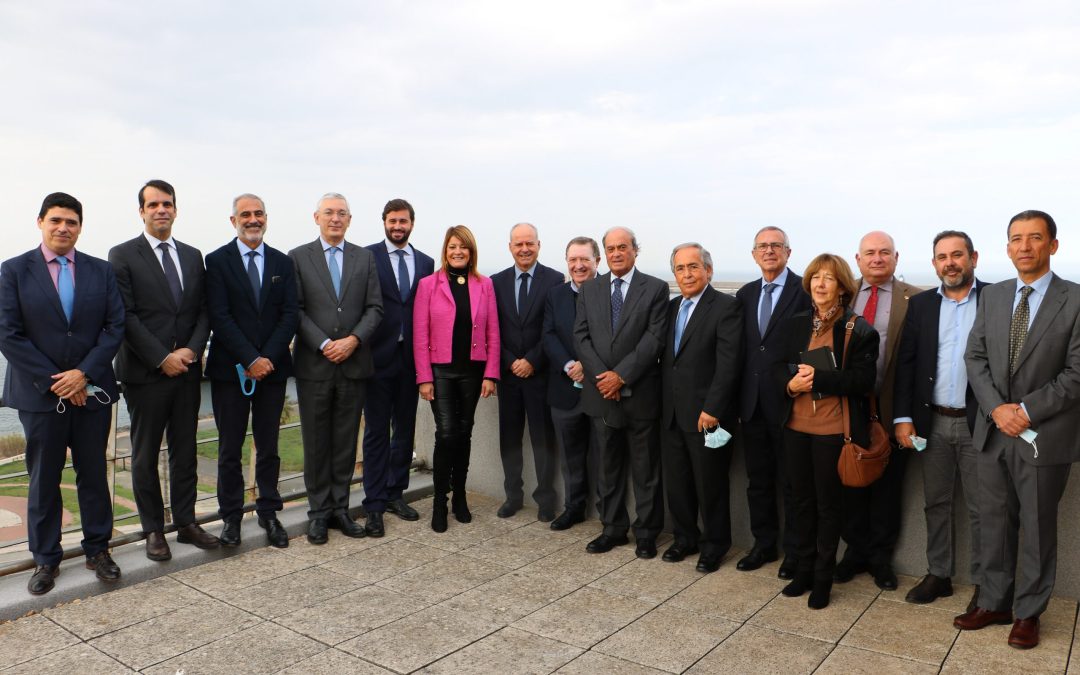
[{"x1": 413, "y1": 269, "x2": 501, "y2": 384}]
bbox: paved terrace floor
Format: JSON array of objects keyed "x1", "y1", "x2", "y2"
[{"x1": 1, "y1": 492, "x2": 1078, "y2": 674}]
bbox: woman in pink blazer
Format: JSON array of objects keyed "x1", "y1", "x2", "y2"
[{"x1": 413, "y1": 225, "x2": 500, "y2": 532}]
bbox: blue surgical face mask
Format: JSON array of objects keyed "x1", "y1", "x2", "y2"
[
  {"x1": 55, "y1": 384, "x2": 113, "y2": 413},
  {"x1": 909, "y1": 435, "x2": 927, "y2": 452},
  {"x1": 703, "y1": 425, "x2": 732, "y2": 449},
  {"x1": 235, "y1": 364, "x2": 256, "y2": 396}
]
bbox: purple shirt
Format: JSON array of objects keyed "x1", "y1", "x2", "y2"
[{"x1": 40, "y1": 243, "x2": 75, "y2": 291}]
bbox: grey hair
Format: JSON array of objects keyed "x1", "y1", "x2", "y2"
[
  {"x1": 565, "y1": 236, "x2": 600, "y2": 259},
  {"x1": 315, "y1": 192, "x2": 350, "y2": 213},
  {"x1": 232, "y1": 193, "x2": 265, "y2": 216},
  {"x1": 509, "y1": 222, "x2": 539, "y2": 241},
  {"x1": 601, "y1": 226, "x2": 640, "y2": 253},
  {"x1": 753, "y1": 226, "x2": 790, "y2": 248},
  {"x1": 669, "y1": 242, "x2": 714, "y2": 279}
]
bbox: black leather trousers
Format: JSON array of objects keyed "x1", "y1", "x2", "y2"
[{"x1": 429, "y1": 363, "x2": 484, "y2": 502}]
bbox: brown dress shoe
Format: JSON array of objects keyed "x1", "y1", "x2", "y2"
[
  {"x1": 145, "y1": 531, "x2": 172, "y2": 561},
  {"x1": 1008, "y1": 617, "x2": 1040, "y2": 649},
  {"x1": 176, "y1": 523, "x2": 221, "y2": 549},
  {"x1": 966, "y1": 585, "x2": 980, "y2": 613},
  {"x1": 954, "y1": 607, "x2": 1013, "y2": 630}
]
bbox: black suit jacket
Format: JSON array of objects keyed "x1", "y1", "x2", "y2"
[
  {"x1": 109, "y1": 236, "x2": 209, "y2": 384},
  {"x1": 893, "y1": 279, "x2": 988, "y2": 434},
  {"x1": 661, "y1": 286, "x2": 744, "y2": 433},
  {"x1": 543, "y1": 281, "x2": 582, "y2": 410},
  {"x1": 492, "y1": 262, "x2": 565, "y2": 379},
  {"x1": 365, "y1": 242, "x2": 435, "y2": 378},
  {"x1": 204, "y1": 239, "x2": 298, "y2": 383},
  {"x1": 736, "y1": 271, "x2": 812, "y2": 424}
]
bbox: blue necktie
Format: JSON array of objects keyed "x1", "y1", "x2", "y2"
[
  {"x1": 56, "y1": 255, "x2": 74, "y2": 322},
  {"x1": 395, "y1": 249, "x2": 410, "y2": 302},
  {"x1": 611, "y1": 277, "x2": 624, "y2": 330},
  {"x1": 246, "y1": 250, "x2": 261, "y2": 300},
  {"x1": 758, "y1": 282, "x2": 776, "y2": 337},
  {"x1": 674, "y1": 298, "x2": 693, "y2": 356},
  {"x1": 328, "y1": 246, "x2": 342, "y2": 298}
]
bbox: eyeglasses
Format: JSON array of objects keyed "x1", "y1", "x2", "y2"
[
  {"x1": 753, "y1": 242, "x2": 787, "y2": 252},
  {"x1": 320, "y1": 209, "x2": 350, "y2": 219}
]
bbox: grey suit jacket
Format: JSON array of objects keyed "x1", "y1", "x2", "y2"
[
  {"x1": 573, "y1": 269, "x2": 668, "y2": 427},
  {"x1": 289, "y1": 240, "x2": 384, "y2": 381},
  {"x1": 965, "y1": 273, "x2": 1080, "y2": 465}
]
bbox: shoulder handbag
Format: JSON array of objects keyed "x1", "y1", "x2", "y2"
[{"x1": 835, "y1": 320, "x2": 891, "y2": 487}]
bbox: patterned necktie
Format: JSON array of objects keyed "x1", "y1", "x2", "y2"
[
  {"x1": 758, "y1": 282, "x2": 776, "y2": 337},
  {"x1": 56, "y1": 255, "x2": 74, "y2": 322},
  {"x1": 611, "y1": 277, "x2": 624, "y2": 330},
  {"x1": 862, "y1": 285, "x2": 879, "y2": 326},
  {"x1": 674, "y1": 298, "x2": 693, "y2": 356},
  {"x1": 158, "y1": 242, "x2": 183, "y2": 307},
  {"x1": 395, "y1": 249, "x2": 410, "y2": 302},
  {"x1": 328, "y1": 246, "x2": 342, "y2": 298},
  {"x1": 1010, "y1": 285, "x2": 1034, "y2": 374},
  {"x1": 518, "y1": 272, "x2": 530, "y2": 317},
  {"x1": 246, "y1": 250, "x2": 261, "y2": 299}
]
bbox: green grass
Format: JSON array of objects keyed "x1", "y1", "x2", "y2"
[
  {"x1": 0, "y1": 462, "x2": 135, "y2": 522},
  {"x1": 196, "y1": 425, "x2": 307, "y2": 473}
]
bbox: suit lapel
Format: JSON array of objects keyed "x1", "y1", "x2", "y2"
[
  {"x1": 339, "y1": 242, "x2": 358, "y2": 299},
  {"x1": 764, "y1": 278, "x2": 797, "y2": 340},
  {"x1": 468, "y1": 274, "x2": 481, "y2": 322},
  {"x1": 438, "y1": 271, "x2": 454, "y2": 305},
  {"x1": 1013, "y1": 275, "x2": 1067, "y2": 374},
  {"x1": 138, "y1": 237, "x2": 178, "y2": 312},
  {"x1": 596, "y1": 274, "x2": 613, "y2": 337},
  {"x1": 374, "y1": 246, "x2": 402, "y2": 303},
  {"x1": 676, "y1": 287, "x2": 714, "y2": 358},
  {"x1": 27, "y1": 251, "x2": 68, "y2": 323},
  {"x1": 517, "y1": 265, "x2": 544, "y2": 322},
  {"x1": 612, "y1": 271, "x2": 645, "y2": 339},
  {"x1": 228, "y1": 242, "x2": 260, "y2": 309}
]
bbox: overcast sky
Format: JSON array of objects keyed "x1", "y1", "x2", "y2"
[{"x1": 2, "y1": 1, "x2": 1078, "y2": 285}]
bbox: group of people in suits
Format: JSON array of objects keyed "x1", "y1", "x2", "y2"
[{"x1": 2, "y1": 188, "x2": 1077, "y2": 651}]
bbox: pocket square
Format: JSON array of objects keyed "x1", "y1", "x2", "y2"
[{"x1": 271, "y1": 275, "x2": 281, "y2": 283}]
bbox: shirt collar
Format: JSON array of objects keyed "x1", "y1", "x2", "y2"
[
  {"x1": 763, "y1": 267, "x2": 789, "y2": 289},
  {"x1": 235, "y1": 238, "x2": 265, "y2": 258},
  {"x1": 682, "y1": 286, "x2": 707, "y2": 304},
  {"x1": 515, "y1": 262, "x2": 538, "y2": 280},
  {"x1": 1017, "y1": 271, "x2": 1053, "y2": 296},
  {"x1": 385, "y1": 240, "x2": 412, "y2": 255},
  {"x1": 40, "y1": 242, "x2": 73, "y2": 263},
  {"x1": 321, "y1": 237, "x2": 346, "y2": 252},
  {"x1": 613, "y1": 267, "x2": 636, "y2": 286},
  {"x1": 859, "y1": 278, "x2": 894, "y2": 293},
  {"x1": 143, "y1": 231, "x2": 177, "y2": 251},
  {"x1": 936, "y1": 283, "x2": 977, "y2": 304}
]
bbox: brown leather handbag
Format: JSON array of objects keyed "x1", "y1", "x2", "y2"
[{"x1": 835, "y1": 320, "x2": 891, "y2": 487}]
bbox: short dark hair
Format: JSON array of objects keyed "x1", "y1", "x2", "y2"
[
  {"x1": 383, "y1": 198, "x2": 414, "y2": 222},
  {"x1": 932, "y1": 230, "x2": 974, "y2": 257},
  {"x1": 139, "y1": 179, "x2": 176, "y2": 209},
  {"x1": 1008, "y1": 210, "x2": 1057, "y2": 240},
  {"x1": 38, "y1": 192, "x2": 83, "y2": 223},
  {"x1": 565, "y1": 236, "x2": 600, "y2": 259}
]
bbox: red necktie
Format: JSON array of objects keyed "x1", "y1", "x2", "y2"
[{"x1": 862, "y1": 285, "x2": 879, "y2": 326}]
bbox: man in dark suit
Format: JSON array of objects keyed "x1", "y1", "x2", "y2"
[
  {"x1": 491, "y1": 223, "x2": 565, "y2": 520},
  {"x1": 955, "y1": 211, "x2": 1080, "y2": 650},
  {"x1": 291, "y1": 193, "x2": 383, "y2": 543},
  {"x1": 893, "y1": 230, "x2": 987, "y2": 607},
  {"x1": 574, "y1": 226, "x2": 668, "y2": 558},
  {"x1": 735, "y1": 226, "x2": 811, "y2": 578},
  {"x1": 661, "y1": 243, "x2": 743, "y2": 573},
  {"x1": 109, "y1": 179, "x2": 219, "y2": 562},
  {"x1": 836, "y1": 230, "x2": 919, "y2": 590},
  {"x1": 0, "y1": 192, "x2": 124, "y2": 595},
  {"x1": 543, "y1": 236, "x2": 601, "y2": 530},
  {"x1": 204, "y1": 194, "x2": 298, "y2": 549},
  {"x1": 363, "y1": 199, "x2": 434, "y2": 529}
]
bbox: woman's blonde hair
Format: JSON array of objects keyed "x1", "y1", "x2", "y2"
[{"x1": 441, "y1": 225, "x2": 479, "y2": 277}]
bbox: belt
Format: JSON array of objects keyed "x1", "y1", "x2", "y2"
[{"x1": 931, "y1": 405, "x2": 966, "y2": 418}]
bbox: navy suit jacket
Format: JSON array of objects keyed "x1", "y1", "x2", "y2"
[
  {"x1": 542, "y1": 281, "x2": 582, "y2": 410},
  {"x1": 492, "y1": 262, "x2": 565, "y2": 380},
  {"x1": 736, "y1": 271, "x2": 812, "y2": 424},
  {"x1": 204, "y1": 239, "x2": 298, "y2": 383},
  {"x1": 365, "y1": 242, "x2": 435, "y2": 378},
  {"x1": 893, "y1": 279, "x2": 988, "y2": 435},
  {"x1": 0, "y1": 248, "x2": 124, "y2": 412}
]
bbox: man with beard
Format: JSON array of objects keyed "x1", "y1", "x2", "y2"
[
  {"x1": 204, "y1": 194, "x2": 298, "y2": 548},
  {"x1": 893, "y1": 231, "x2": 988, "y2": 608},
  {"x1": 362, "y1": 199, "x2": 434, "y2": 533}
]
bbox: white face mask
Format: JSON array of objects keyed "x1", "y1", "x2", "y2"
[
  {"x1": 703, "y1": 425, "x2": 732, "y2": 449},
  {"x1": 1019, "y1": 428, "x2": 1039, "y2": 458},
  {"x1": 55, "y1": 385, "x2": 112, "y2": 413}
]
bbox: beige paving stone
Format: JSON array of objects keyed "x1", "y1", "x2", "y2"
[
  {"x1": 593, "y1": 604, "x2": 739, "y2": 673},
  {"x1": 401, "y1": 515, "x2": 519, "y2": 552},
  {"x1": 169, "y1": 547, "x2": 311, "y2": 593},
  {"x1": 438, "y1": 568, "x2": 582, "y2": 624},
  {"x1": 458, "y1": 522, "x2": 581, "y2": 568},
  {"x1": 277, "y1": 648, "x2": 396, "y2": 674},
  {"x1": 43, "y1": 575, "x2": 205, "y2": 639},
  {"x1": 840, "y1": 597, "x2": 959, "y2": 665},
  {"x1": 339, "y1": 604, "x2": 502, "y2": 672},
  {"x1": 0, "y1": 615, "x2": 80, "y2": 670},
  {"x1": 556, "y1": 650, "x2": 668, "y2": 674},
  {"x1": 942, "y1": 622, "x2": 1071, "y2": 674},
  {"x1": 279, "y1": 527, "x2": 397, "y2": 564},
  {"x1": 519, "y1": 535, "x2": 637, "y2": 586},
  {"x1": 817, "y1": 645, "x2": 939, "y2": 674},
  {"x1": 273, "y1": 584, "x2": 429, "y2": 645},
  {"x1": 216, "y1": 565, "x2": 363, "y2": 619},
  {"x1": 417, "y1": 626, "x2": 583, "y2": 674},
  {"x1": 319, "y1": 538, "x2": 451, "y2": 583},
  {"x1": 143, "y1": 621, "x2": 324, "y2": 675},
  {"x1": 88, "y1": 598, "x2": 260, "y2": 670},
  {"x1": 0, "y1": 643, "x2": 134, "y2": 674},
  {"x1": 1043, "y1": 596, "x2": 1079, "y2": 634},
  {"x1": 687, "y1": 624, "x2": 832, "y2": 674},
  {"x1": 747, "y1": 584, "x2": 876, "y2": 643},
  {"x1": 589, "y1": 557, "x2": 703, "y2": 605},
  {"x1": 376, "y1": 552, "x2": 512, "y2": 603},
  {"x1": 513, "y1": 586, "x2": 654, "y2": 648},
  {"x1": 664, "y1": 563, "x2": 784, "y2": 622}
]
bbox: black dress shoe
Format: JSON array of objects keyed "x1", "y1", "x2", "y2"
[
  {"x1": 259, "y1": 517, "x2": 289, "y2": 548},
  {"x1": 365, "y1": 511, "x2": 385, "y2": 538},
  {"x1": 537, "y1": 507, "x2": 556, "y2": 523},
  {"x1": 782, "y1": 573, "x2": 813, "y2": 597},
  {"x1": 736, "y1": 547, "x2": 777, "y2": 571},
  {"x1": 777, "y1": 557, "x2": 798, "y2": 580},
  {"x1": 386, "y1": 499, "x2": 420, "y2": 521},
  {"x1": 662, "y1": 543, "x2": 699, "y2": 563},
  {"x1": 329, "y1": 514, "x2": 367, "y2": 538},
  {"x1": 905, "y1": 574, "x2": 953, "y2": 604},
  {"x1": 808, "y1": 579, "x2": 832, "y2": 609},
  {"x1": 635, "y1": 538, "x2": 657, "y2": 559},
  {"x1": 176, "y1": 523, "x2": 221, "y2": 549},
  {"x1": 145, "y1": 531, "x2": 172, "y2": 561},
  {"x1": 307, "y1": 518, "x2": 328, "y2": 545},
  {"x1": 496, "y1": 501, "x2": 522, "y2": 518},
  {"x1": 696, "y1": 554, "x2": 722, "y2": 573},
  {"x1": 586, "y1": 533, "x2": 629, "y2": 554},
  {"x1": 85, "y1": 551, "x2": 121, "y2": 582},
  {"x1": 549, "y1": 510, "x2": 585, "y2": 531},
  {"x1": 833, "y1": 557, "x2": 868, "y2": 583},
  {"x1": 872, "y1": 563, "x2": 898, "y2": 590},
  {"x1": 28, "y1": 564, "x2": 59, "y2": 595},
  {"x1": 220, "y1": 519, "x2": 242, "y2": 547}
]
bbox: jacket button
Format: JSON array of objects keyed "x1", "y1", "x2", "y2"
[
  {"x1": 67, "y1": 331, "x2": 73, "y2": 337},
  {"x1": 759, "y1": 346, "x2": 765, "y2": 351},
  {"x1": 337, "y1": 307, "x2": 342, "y2": 312}
]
